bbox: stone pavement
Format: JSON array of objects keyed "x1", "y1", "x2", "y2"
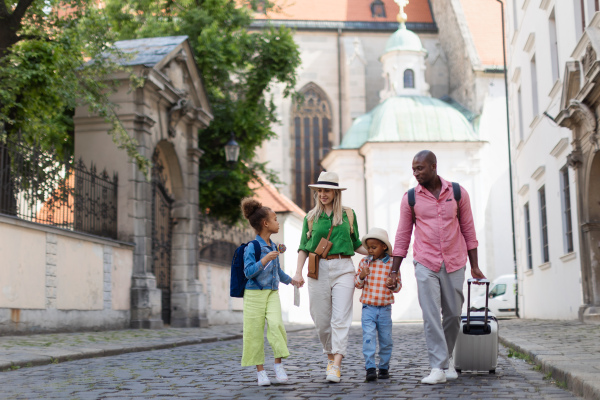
[
  {"x1": 0, "y1": 322, "x2": 584, "y2": 399},
  {"x1": 498, "y1": 319, "x2": 600, "y2": 400},
  {"x1": 0, "y1": 323, "x2": 312, "y2": 370}
]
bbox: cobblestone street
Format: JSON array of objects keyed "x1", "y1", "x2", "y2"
[{"x1": 0, "y1": 323, "x2": 579, "y2": 399}]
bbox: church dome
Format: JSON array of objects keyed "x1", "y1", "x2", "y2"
[
  {"x1": 339, "y1": 96, "x2": 478, "y2": 149},
  {"x1": 383, "y1": 24, "x2": 425, "y2": 53}
]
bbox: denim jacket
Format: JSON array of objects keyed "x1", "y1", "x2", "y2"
[{"x1": 243, "y1": 235, "x2": 292, "y2": 290}]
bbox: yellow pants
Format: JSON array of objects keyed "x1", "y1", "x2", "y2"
[{"x1": 241, "y1": 289, "x2": 289, "y2": 366}]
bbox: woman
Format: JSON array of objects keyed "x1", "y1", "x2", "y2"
[{"x1": 292, "y1": 171, "x2": 367, "y2": 383}]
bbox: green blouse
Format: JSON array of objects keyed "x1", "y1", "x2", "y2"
[{"x1": 298, "y1": 209, "x2": 362, "y2": 256}]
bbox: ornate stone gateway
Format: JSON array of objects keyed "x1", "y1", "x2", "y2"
[{"x1": 151, "y1": 151, "x2": 174, "y2": 325}]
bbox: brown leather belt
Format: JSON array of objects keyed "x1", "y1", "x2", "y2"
[{"x1": 324, "y1": 254, "x2": 352, "y2": 260}]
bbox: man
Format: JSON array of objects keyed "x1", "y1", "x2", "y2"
[{"x1": 386, "y1": 150, "x2": 486, "y2": 384}]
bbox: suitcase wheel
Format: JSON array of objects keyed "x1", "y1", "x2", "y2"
[
  {"x1": 489, "y1": 370, "x2": 495, "y2": 374},
  {"x1": 455, "y1": 369, "x2": 461, "y2": 374}
]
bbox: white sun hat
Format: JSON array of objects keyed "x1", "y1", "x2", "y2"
[
  {"x1": 308, "y1": 171, "x2": 347, "y2": 191},
  {"x1": 361, "y1": 227, "x2": 393, "y2": 253}
]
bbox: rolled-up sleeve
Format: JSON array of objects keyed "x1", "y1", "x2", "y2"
[
  {"x1": 297, "y1": 217, "x2": 309, "y2": 253},
  {"x1": 243, "y1": 244, "x2": 264, "y2": 279},
  {"x1": 392, "y1": 193, "x2": 414, "y2": 257},
  {"x1": 458, "y1": 187, "x2": 478, "y2": 250}
]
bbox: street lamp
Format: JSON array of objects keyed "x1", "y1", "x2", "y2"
[
  {"x1": 224, "y1": 132, "x2": 240, "y2": 164},
  {"x1": 198, "y1": 132, "x2": 240, "y2": 183}
]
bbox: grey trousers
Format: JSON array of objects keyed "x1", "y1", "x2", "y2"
[{"x1": 415, "y1": 261, "x2": 465, "y2": 369}]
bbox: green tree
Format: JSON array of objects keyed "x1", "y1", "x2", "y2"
[
  {"x1": 105, "y1": 0, "x2": 301, "y2": 224},
  {"x1": 0, "y1": 0, "x2": 146, "y2": 167}
]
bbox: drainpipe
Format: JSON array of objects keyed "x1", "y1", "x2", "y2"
[
  {"x1": 337, "y1": 28, "x2": 343, "y2": 142},
  {"x1": 496, "y1": 0, "x2": 519, "y2": 318}
]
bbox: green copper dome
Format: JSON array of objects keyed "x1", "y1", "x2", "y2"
[
  {"x1": 339, "y1": 96, "x2": 478, "y2": 149},
  {"x1": 384, "y1": 24, "x2": 425, "y2": 53}
]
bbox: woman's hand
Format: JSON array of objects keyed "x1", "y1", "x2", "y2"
[
  {"x1": 261, "y1": 251, "x2": 279, "y2": 266},
  {"x1": 354, "y1": 245, "x2": 369, "y2": 256},
  {"x1": 292, "y1": 273, "x2": 305, "y2": 288}
]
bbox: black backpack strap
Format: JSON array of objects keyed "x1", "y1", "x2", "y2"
[
  {"x1": 452, "y1": 182, "x2": 461, "y2": 222},
  {"x1": 408, "y1": 188, "x2": 416, "y2": 225},
  {"x1": 251, "y1": 240, "x2": 263, "y2": 290}
]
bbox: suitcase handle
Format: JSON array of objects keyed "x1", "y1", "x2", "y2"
[{"x1": 467, "y1": 279, "x2": 490, "y2": 333}]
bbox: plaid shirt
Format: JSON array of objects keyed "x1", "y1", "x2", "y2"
[{"x1": 355, "y1": 254, "x2": 401, "y2": 306}]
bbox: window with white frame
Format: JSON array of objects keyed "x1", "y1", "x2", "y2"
[
  {"x1": 539, "y1": 186, "x2": 549, "y2": 263},
  {"x1": 575, "y1": 0, "x2": 585, "y2": 40},
  {"x1": 517, "y1": 87, "x2": 524, "y2": 142},
  {"x1": 524, "y1": 202, "x2": 533, "y2": 270},
  {"x1": 530, "y1": 55, "x2": 539, "y2": 118},
  {"x1": 585, "y1": 0, "x2": 599, "y2": 26},
  {"x1": 549, "y1": 9, "x2": 560, "y2": 83},
  {"x1": 512, "y1": 0, "x2": 519, "y2": 30},
  {"x1": 560, "y1": 166, "x2": 574, "y2": 253}
]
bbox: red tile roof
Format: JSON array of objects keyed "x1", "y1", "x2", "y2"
[
  {"x1": 254, "y1": 0, "x2": 433, "y2": 23},
  {"x1": 250, "y1": 178, "x2": 306, "y2": 218},
  {"x1": 459, "y1": 0, "x2": 504, "y2": 67}
]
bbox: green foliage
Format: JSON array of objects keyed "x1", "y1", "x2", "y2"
[
  {"x1": 105, "y1": 0, "x2": 301, "y2": 224},
  {"x1": 0, "y1": 0, "x2": 148, "y2": 172}
]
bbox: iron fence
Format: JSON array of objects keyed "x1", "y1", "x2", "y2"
[{"x1": 0, "y1": 134, "x2": 118, "y2": 239}]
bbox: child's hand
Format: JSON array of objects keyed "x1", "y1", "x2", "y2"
[
  {"x1": 359, "y1": 266, "x2": 370, "y2": 280},
  {"x1": 261, "y1": 251, "x2": 279, "y2": 266}
]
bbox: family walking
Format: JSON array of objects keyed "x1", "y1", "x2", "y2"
[{"x1": 237, "y1": 150, "x2": 486, "y2": 386}]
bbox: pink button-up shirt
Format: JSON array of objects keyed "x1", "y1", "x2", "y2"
[{"x1": 392, "y1": 176, "x2": 478, "y2": 273}]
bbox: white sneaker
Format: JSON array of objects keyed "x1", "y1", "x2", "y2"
[
  {"x1": 257, "y1": 370, "x2": 271, "y2": 386},
  {"x1": 445, "y1": 358, "x2": 458, "y2": 380},
  {"x1": 326, "y1": 365, "x2": 341, "y2": 383},
  {"x1": 421, "y1": 368, "x2": 447, "y2": 384},
  {"x1": 273, "y1": 363, "x2": 289, "y2": 383}
]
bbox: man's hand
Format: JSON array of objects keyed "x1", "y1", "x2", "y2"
[
  {"x1": 470, "y1": 265, "x2": 486, "y2": 280},
  {"x1": 359, "y1": 266, "x2": 371, "y2": 280},
  {"x1": 386, "y1": 272, "x2": 399, "y2": 289}
]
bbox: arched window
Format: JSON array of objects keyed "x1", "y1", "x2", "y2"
[
  {"x1": 291, "y1": 84, "x2": 332, "y2": 211},
  {"x1": 404, "y1": 69, "x2": 415, "y2": 88}
]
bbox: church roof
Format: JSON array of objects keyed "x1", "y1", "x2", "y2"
[
  {"x1": 251, "y1": 0, "x2": 435, "y2": 32},
  {"x1": 339, "y1": 96, "x2": 478, "y2": 149},
  {"x1": 250, "y1": 178, "x2": 306, "y2": 219},
  {"x1": 383, "y1": 23, "x2": 425, "y2": 53}
]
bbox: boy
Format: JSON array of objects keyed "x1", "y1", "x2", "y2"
[{"x1": 355, "y1": 227, "x2": 401, "y2": 381}]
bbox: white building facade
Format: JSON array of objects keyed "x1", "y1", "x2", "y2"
[{"x1": 506, "y1": 1, "x2": 600, "y2": 321}]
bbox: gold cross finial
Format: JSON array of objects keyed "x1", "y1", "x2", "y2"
[{"x1": 394, "y1": 0, "x2": 409, "y2": 24}]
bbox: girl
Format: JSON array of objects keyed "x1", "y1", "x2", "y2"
[
  {"x1": 292, "y1": 171, "x2": 368, "y2": 383},
  {"x1": 241, "y1": 197, "x2": 293, "y2": 386}
]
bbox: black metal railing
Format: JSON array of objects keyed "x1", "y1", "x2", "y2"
[{"x1": 0, "y1": 134, "x2": 118, "y2": 239}]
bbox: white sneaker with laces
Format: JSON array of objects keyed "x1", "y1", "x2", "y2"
[
  {"x1": 445, "y1": 358, "x2": 458, "y2": 380},
  {"x1": 326, "y1": 365, "x2": 341, "y2": 383},
  {"x1": 257, "y1": 370, "x2": 271, "y2": 386},
  {"x1": 421, "y1": 368, "x2": 447, "y2": 384},
  {"x1": 273, "y1": 363, "x2": 289, "y2": 383}
]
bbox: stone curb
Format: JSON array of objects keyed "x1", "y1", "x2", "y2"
[
  {"x1": 499, "y1": 336, "x2": 600, "y2": 400},
  {"x1": 1, "y1": 325, "x2": 314, "y2": 373}
]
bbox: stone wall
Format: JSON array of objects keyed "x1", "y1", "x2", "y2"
[
  {"x1": 0, "y1": 215, "x2": 133, "y2": 334},
  {"x1": 430, "y1": 0, "x2": 480, "y2": 113}
]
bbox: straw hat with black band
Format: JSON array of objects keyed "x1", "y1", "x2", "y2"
[
  {"x1": 308, "y1": 171, "x2": 347, "y2": 191},
  {"x1": 361, "y1": 227, "x2": 393, "y2": 254}
]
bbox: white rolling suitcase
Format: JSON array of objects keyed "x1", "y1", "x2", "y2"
[{"x1": 453, "y1": 278, "x2": 498, "y2": 374}]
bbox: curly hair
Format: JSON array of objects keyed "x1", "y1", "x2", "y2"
[{"x1": 241, "y1": 197, "x2": 272, "y2": 232}]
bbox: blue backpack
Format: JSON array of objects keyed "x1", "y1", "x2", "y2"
[{"x1": 230, "y1": 240, "x2": 263, "y2": 298}]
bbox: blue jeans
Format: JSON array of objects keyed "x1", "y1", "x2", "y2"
[{"x1": 361, "y1": 304, "x2": 393, "y2": 370}]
